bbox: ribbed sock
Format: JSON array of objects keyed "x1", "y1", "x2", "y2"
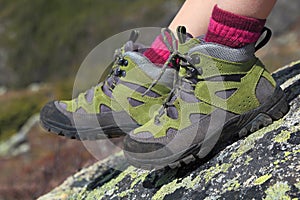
[
  {"x1": 143, "y1": 33, "x2": 171, "y2": 65},
  {"x1": 205, "y1": 5, "x2": 266, "y2": 48}
]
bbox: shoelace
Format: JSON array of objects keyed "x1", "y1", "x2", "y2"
[
  {"x1": 79, "y1": 28, "x2": 200, "y2": 113},
  {"x1": 141, "y1": 28, "x2": 179, "y2": 96},
  {"x1": 154, "y1": 59, "x2": 202, "y2": 124},
  {"x1": 103, "y1": 26, "x2": 272, "y2": 96},
  {"x1": 137, "y1": 27, "x2": 202, "y2": 124},
  {"x1": 150, "y1": 26, "x2": 273, "y2": 124}
]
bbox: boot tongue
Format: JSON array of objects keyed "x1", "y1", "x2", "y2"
[
  {"x1": 121, "y1": 29, "x2": 148, "y2": 53},
  {"x1": 123, "y1": 40, "x2": 147, "y2": 53}
]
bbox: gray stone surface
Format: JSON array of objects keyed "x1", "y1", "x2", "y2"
[
  {"x1": 0, "y1": 114, "x2": 39, "y2": 157},
  {"x1": 38, "y1": 61, "x2": 300, "y2": 200}
]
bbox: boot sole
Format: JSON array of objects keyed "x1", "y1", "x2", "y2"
[{"x1": 40, "y1": 113, "x2": 139, "y2": 140}]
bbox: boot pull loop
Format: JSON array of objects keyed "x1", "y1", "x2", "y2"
[
  {"x1": 129, "y1": 29, "x2": 140, "y2": 43},
  {"x1": 255, "y1": 27, "x2": 272, "y2": 52},
  {"x1": 176, "y1": 26, "x2": 187, "y2": 44}
]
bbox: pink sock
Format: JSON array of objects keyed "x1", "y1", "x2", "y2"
[
  {"x1": 143, "y1": 34, "x2": 171, "y2": 65},
  {"x1": 205, "y1": 5, "x2": 266, "y2": 48}
]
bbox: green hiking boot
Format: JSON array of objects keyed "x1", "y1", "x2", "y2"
[
  {"x1": 40, "y1": 29, "x2": 177, "y2": 140},
  {"x1": 124, "y1": 27, "x2": 289, "y2": 169}
]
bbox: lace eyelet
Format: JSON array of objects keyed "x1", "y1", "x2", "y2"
[
  {"x1": 117, "y1": 58, "x2": 124, "y2": 65},
  {"x1": 154, "y1": 116, "x2": 161, "y2": 125},
  {"x1": 114, "y1": 69, "x2": 121, "y2": 76},
  {"x1": 123, "y1": 59, "x2": 128, "y2": 66},
  {"x1": 197, "y1": 67, "x2": 203, "y2": 75},
  {"x1": 121, "y1": 70, "x2": 126, "y2": 77},
  {"x1": 117, "y1": 58, "x2": 129, "y2": 66},
  {"x1": 186, "y1": 71, "x2": 192, "y2": 77},
  {"x1": 190, "y1": 54, "x2": 201, "y2": 65}
]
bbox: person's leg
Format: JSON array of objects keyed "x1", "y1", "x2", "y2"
[
  {"x1": 218, "y1": 0, "x2": 277, "y2": 19},
  {"x1": 145, "y1": 0, "x2": 216, "y2": 65},
  {"x1": 150, "y1": 0, "x2": 277, "y2": 65},
  {"x1": 169, "y1": 0, "x2": 216, "y2": 36},
  {"x1": 169, "y1": 0, "x2": 276, "y2": 41}
]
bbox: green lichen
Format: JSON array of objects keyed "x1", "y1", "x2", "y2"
[
  {"x1": 254, "y1": 174, "x2": 272, "y2": 186},
  {"x1": 204, "y1": 163, "x2": 232, "y2": 183},
  {"x1": 230, "y1": 119, "x2": 283, "y2": 161},
  {"x1": 274, "y1": 130, "x2": 291, "y2": 143},
  {"x1": 274, "y1": 152, "x2": 295, "y2": 165},
  {"x1": 152, "y1": 179, "x2": 179, "y2": 200},
  {"x1": 152, "y1": 174, "x2": 206, "y2": 200},
  {"x1": 117, "y1": 189, "x2": 133, "y2": 198},
  {"x1": 264, "y1": 182, "x2": 291, "y2": 200},
  {"x1": 81, "y1": 166, "x2": 149, "y2": 199},
  {"x1": 115, "y1": 170, "x2": 147, "y2": 199},
  {"x1": 84, "y1": 166, "x2": 136, "y2": 199},
  {"x1": 152, "y1": 173, "x2": 204, "y2": 200},
  {"x1": 67, "y1": 188, "x2": 87, "y2": 200},
  {"x1": 245, "y1": 156, "x2": 253, "y2": 165},
  {"x1": 284, "y1": 151, "x2": 292, "y2": 157},
  {"x1": 294, "y1": 182, "x2": 300, "y2": 190},
  {"x1": 152, "y1": 163, "x2": 232, "y2": 200},
  {"x1": 130, "y1": 171, "x2": 148, "y2": 189},
  {"x1": 223, "y1": 178, "x2": 241, "y2": 191},
  {"x1": 293, "y1": 148, "x2": 300, "y2": 154},
  {"x1": 274, "y1": 160, "x2": 280, "y2": 165}
]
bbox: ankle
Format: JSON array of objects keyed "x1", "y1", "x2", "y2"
[
  {"x1": 143, "y1": 34, "x2": 171, "y2": 65},
  {"x1": 205, "y1": 5, "x2": 266, "y2": 48}
]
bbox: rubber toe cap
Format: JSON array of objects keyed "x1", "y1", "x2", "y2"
[{"x1": 40, "y1": 101, "x2": 72, "y2": 127}]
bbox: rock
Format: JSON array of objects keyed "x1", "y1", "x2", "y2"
[
  {"x1": 28, "y1": 83, "x2": 42, "y2": 92},
  {"x1": 38, "y1": 61, "x2": 300, "y2": 200},
  {"x1": 0, "y1": 86, "x2": 7, "y2": 96},
  {"x1": 0, "y1": 114, "x2": 39, "y2": 157}
]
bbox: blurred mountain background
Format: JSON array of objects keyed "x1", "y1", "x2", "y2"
[
  {"x1": 0, "y1": 0, "x2": 299, "y2": 199},
  {"x1": 0, "y1": 0, "x2": 179, "y2": 88}
]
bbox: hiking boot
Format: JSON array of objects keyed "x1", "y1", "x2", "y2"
[
  {"x1": 40, "y1": 29, "x2": 177, "y2": 140},
  {"x1": 124, "y1": 27, "x2": 289, "y2": 170}
]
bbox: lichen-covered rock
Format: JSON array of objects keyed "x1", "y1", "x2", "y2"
[{"x1": 38, "y1": 61, "x2": 300, "y2": 200}]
